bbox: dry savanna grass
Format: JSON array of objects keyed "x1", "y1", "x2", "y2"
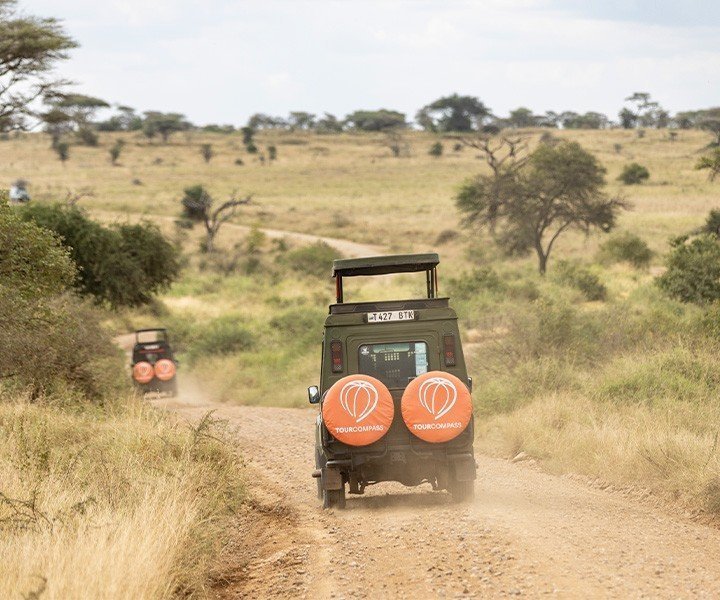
[
  {"x1": 4, "y1": 127, "x2": 720, "y2": 517},
  {"x1": 0, "y1": 394, "x2": 243, "y2": 599}
]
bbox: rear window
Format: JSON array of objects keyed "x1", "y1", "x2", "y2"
[{"x1": 358, "y1": 342, "x2": 428, "y2": 389}]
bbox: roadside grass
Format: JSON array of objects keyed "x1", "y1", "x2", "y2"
[{"x1": 0, "y1": 393, "x2": 243, "y2": 599}]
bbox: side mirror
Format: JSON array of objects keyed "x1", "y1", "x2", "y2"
[
  {"x1": 308, "y1": 385, "x2": 321, "y2": 404},
  {"x1": 467, "y1": 377, "x2": 473, "y2": 393}
]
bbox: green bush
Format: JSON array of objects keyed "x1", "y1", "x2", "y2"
[
  {"x1": 618, "y1": 162, "x2": 650, "y2": 185},
  {"x1": 187, "y1": 316, "x2": 254, "y2": 363},
  {"x1": 269, "y1": 307, "x2": 325, "y2": 344},
  {"x1": 180, "y1": 185, "x2": 212, "y2": 221},
  {"x1": 283, "y1": 241, "x2": 337, "y2": 278},
  {"x1": 657, "y1": 235, "x2": 720, "y2": 304},
  {"x1": 429, "y1": 141, "x2": 443, "y2": 157},
  {"x1": 554, "y1": 260, "x2": 607, "y2": 301},
  {"x1": 597, "y1": 231, "x2": 653, "y2": 268},
  {"x1": 448, "y1": 267, "x2": 505, "y2": 300},
  {"x1": 19, "y1": 204, "x2": 180, "y2": 307},
  {"x1": 0, "y1": 205, "x2": 123, "y2": 398}
]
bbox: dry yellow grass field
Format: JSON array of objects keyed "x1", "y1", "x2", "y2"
[{"x1": 3, "y1": 126, "x2": 720, "y2": 538}]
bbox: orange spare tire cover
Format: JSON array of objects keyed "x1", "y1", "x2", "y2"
[
  {"x1": 133, "y1": 361, "x2": 154, "y2": 384},
  {"x1": 322, "y1": 375, "x2": 394, "y2": 446},
  {"x1": 401, "y1": 371, "x2": 472, "y2": 443},
  {"x1": 154, "y1": 359, "x2": 176, "y2": 381}
]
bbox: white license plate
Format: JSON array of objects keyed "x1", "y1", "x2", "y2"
[{"x1": 366, "y1": 310, "x2": 415, "y2": 323}]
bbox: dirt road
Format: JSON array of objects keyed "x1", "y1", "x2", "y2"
[{"x1": 156, "y1": 391, "x2": 720, "y2": 599}]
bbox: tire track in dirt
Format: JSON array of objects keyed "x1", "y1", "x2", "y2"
[{"x1": 155, "y1": 390, "x2": 720, "y2": 599}]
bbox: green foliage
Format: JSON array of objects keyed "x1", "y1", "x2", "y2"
[
  {"x1": 448, "y1": 267, "x2": 505, "y2": 299},
  {"x1": 416, "y1": 94, "x2": 491, "y2": 132},
  {"x1": 657, "y1": 235, "x2": 720, "y2": 304},
  {"x1": 54, "y1": 140, "x2": 69, "y2": 162},
  {"x1": 695, "y1": 148, "x2": 720, "y2": 182},
  {"x1": 0, "y1": 205, "x2": 121, "y2": 397},
  {"x1": 142, "y1": 111, "x2": 189, "y2": 142},
  {"x1": 269, "y1": 307, "x2": 325, "y2": 344},
  {"x1": 282, "y1": 241, "x2": 337, "y2": 278},
  {"x1": 76, "y1": 127, "x2": 98, "y2": 146},
  {"x1": 344, "y1": 109, "x2": 406, "y2": 131},
  {"x1": 109, "y1": 139, "x2": 125, "y2": 165},
  {"x1": 457, "y1": 141, "x2": 626, "y2": 274},
  {"x1": 200, "y1": 143, "x2": 213, "y2": 163},
  {"x1": 553, "y1": 260, "x2": 607, "y2": 301},
  {"x1": 181, "y1": 185, "x2": 212, "y2": 221},
  {"x1": 428, "y1": 141, "x2": 443, "y2": 157},
  {"x1": 0, "y1": 1, "x2": 78, "y2": 131},
  {"x1": 19, "y1": 204, "x2": 180, "y2": 307},
  {"x1": 185, "y1": 316, "x2": 254, "y2": 364},
  {"x1": 597, "y1": 231, "x2": 653, "y2": 268},
  {"x1": 267, "y1": 145, "x2": 277, "y2": 161},
  {"x1": 618, "y1": 162, "x2": 650, "y2": 185}
]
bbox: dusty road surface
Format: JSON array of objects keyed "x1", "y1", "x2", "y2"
[{"x1": 153, "y1": 390, "x2": 720, "y2": 599}]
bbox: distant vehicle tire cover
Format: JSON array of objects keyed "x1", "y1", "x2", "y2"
[
  {"x1": 154, "y1": 359, "x2": 176, "y2": 381},
  {"x1": 401, "y1": 371, "x2": 472, "y2": 443},
  {"x1": 133, "y1": 361, "x2": 154, "y2": 384},
  {"x1": 322, "y1": 374, "x2": 394, "y2": 446}
]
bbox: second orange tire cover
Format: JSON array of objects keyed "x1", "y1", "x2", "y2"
[
  {"x1": 154, "y1": 358, "x2": 176, "y2": 381},
  {"x1": 401, "y1": 371, "x2": 472, "y2": 443},
  {"x1": 322, "y1": 374, "x2": 394, "y2": 446}
]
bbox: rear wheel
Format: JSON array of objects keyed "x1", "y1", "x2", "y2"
[
  {"x1": 322, "y1": 486, "x2": 346, "y2": 510},
  {"x1": 449, "y1": 478, "x2": 475, "y2": 503}
]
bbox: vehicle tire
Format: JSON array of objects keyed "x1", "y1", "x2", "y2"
[
  {"x1": 449, "y1": 478, "x2": 475, "y2": 503},
  {"x1": 314, "y1": 448, "x2": 326, "y2": 500},
  {"x1": 322, "y1": 486, "x2": 346, "y2": 510}
]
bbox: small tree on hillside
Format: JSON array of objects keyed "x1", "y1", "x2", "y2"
[
  {"x1": 200, "y1": 143, "x2": 214, "y2": 163},
  {"x1": 180, "y1": 186, "x2": 252, "y2": 252},
  {"x1": 143, "y1": 111, "x2": 189, "y2": 143},
  {"x1": 696, "y1": 149, "x2": 720, "y2": 181},
  {"x1": 416, "y1": 94, "x2": 492, "y2": 132},
  {"x1": 109, "y1": 139, "x2": 124, "y2": 165},
  {"x1": 698, "y1": 109, "x2": 720, "y2": 146},
  {"x1": 457, "y1": 141, "x2": 626, "y2": 274},
  {"x1": 384, "y1": 129, "x2": 409, "y2": 157}
]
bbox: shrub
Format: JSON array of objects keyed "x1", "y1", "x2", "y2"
[
  {"x1": 76, "y1": 127, "x2": 98, "y2": 147},
  {"x1": 0, "y1": 205, "x2": 122, "y2": 397},
  {"x1": 597, "y1": 231, "x2": 653, "y2": 268},
  {"x1": 180, "y1": 185, "x2": 212, "y2": 221},
  {"x1": 618, "y1": 162, "x2": 650, "y2": 185},
  {"x1": 448, "y1": 267, "x2": 505, "y2": 300},
  {"x1": 269, "y1": 307, "x2": 325, "y2": 344},
  {"x1": 267, "y1": 145, "x2": 277, "y2": 161},
  {"x1": 19, "y1": 204, "x2": 180, "y2": 307},
  {"x1": 428, "y1": 142, "x2": 443, "y2": 157},
  {"x1": 283, "y1": 241, "x2": 337, "y2": 278},
  {"x1": 435, "y1": 229, "x2": 459, "y2": 245},
  {"x1": 554, "y1": 261, "x2": 607, "y2": 301},
  {"x1": 109, "y1": 139, "x2": 125, "y2": 165},
  {"x1": 187, "y1": 316, "x2": 254, "y2": 363},
  {"x1": 657, "y1": 235, "x2": 720, "y2": 304},
  {"x1": 200, "y1": 143, "x2": 214, "y2": 163},
  {"x1": 55, "y1": 141, "x2": 69, "y2": 163}
]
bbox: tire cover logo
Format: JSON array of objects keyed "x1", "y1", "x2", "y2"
[
  {"x1": 339, "y1": 380, "x2": 378, "y2": 423},
  {"x1": 418, "y1": 376, "x2": 457, "y2": 420}
]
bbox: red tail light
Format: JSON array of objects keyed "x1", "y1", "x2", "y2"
[
  {"x1": 443, "y1": 334, "x2": 456, "y2": 367},
  {"x1": 331, "y1": 340, "x2": 344, "y2": 373}
]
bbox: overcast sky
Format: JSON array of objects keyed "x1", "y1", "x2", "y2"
[{"x1": 21, "y1": 0, "x2": 720, "y2": 125}]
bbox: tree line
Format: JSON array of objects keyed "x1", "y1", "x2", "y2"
[{"x1": 1, "y1": 1, "x2": 719, "y2": 146}]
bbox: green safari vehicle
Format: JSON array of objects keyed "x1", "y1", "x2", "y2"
[{"x1": 309, "y1": 253, "x2": 476, "y2": 509}]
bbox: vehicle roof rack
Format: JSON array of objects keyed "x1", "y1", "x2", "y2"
[{"x1": 332, "y1": 253, "x2": 440, "y2": 303}]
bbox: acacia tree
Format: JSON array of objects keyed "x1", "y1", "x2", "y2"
[
  {"x1": 180, "y1": 186, "x2": 252, "y2": 252},
  {"x1": 457, "y1": 141, "x2": 626, "y2": 274},
  {"x1": 416, "y1": 94, "x2": 492, "y2": 132},
  {"x1": 0, "y1": 1, "x2": 77, "y2": 131},
  {"x1": 696, "y1": 149, "x2": 720, "y2": 181},
  {"x1": 143, "y1": 111, "x2": 190, "y2": 143}
]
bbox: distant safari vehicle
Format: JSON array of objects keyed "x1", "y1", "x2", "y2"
[
  {"x1": 309, "y1": 254, "x2": 476, "y2": 509},
  {"x1": 131, "y1": 328, "x2": 178, "y2": 396}
]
